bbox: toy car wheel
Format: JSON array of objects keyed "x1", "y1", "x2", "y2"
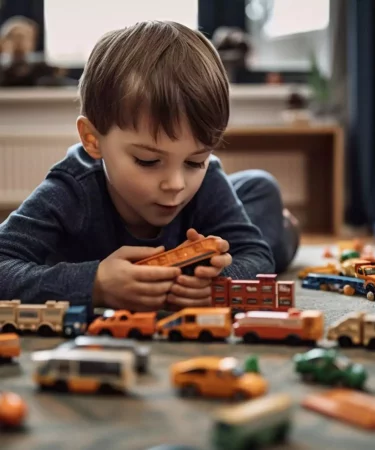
[
  {"x1": 232, "y1": 390, "x2": 248, "y2": 401},
  {"x1": 338, "y1": 336, "x2": 352, "y2": 347},
  {"x1": 301, "y1": 372, "x2": 315, "y2": 383},
  {"x1": 243, "y1": 332, "x2": 259, "y2": 344},
  {"x1": 180, "y1": 383, "x2": 199, "y2": 398},
  {"x1": 198, "y1": 330, "x2": 213, "y2": 343},
  {"x1": 128, "y1": 329, "x2": 143, "y2": 340},
  {"x1": 169, "y1": 330, "x2": 183, "y2": 342},
  {"x1": 99, "y1": 329, "x2": 112, "y2": 337},
  {"x1": 54, "y1": 380, "x2": 67, "y2": 393},
  {"x1": 286, "y1": 334, "x2": 301, "y2": 346}
]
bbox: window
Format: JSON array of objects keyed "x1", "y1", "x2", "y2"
[
  {"x1": 44, "y1": 0, "x2": 199, "y2": 67},
  {"x1": 120, "y1": 315, "x2": 129, "y2": 321},
  {"x1": 231, "y1": 285, "x2": 242, "y2": 292},
  {"x1": 213, "y1": 285, "x2": 224, "y2": 292},
  {"x1": 279, "y1": 298, "x2": 292, "y2": 306},
  {"x1": 263, "y1": 298, "x2": 273, "y2": 305},
  {"x1": 262, "y1": 286, "x2": 273, "y2": 293},
  {"x1": 231, "y1": 297, "x2": 243, "y2": 305},
  {"x1": 246, "y1": 298, "x2": 258, "y2": 304},
  {"x1": 18, "y1": 310, "x2": 39, "y2": 319},
  {"x1": 213, "y1": 297, "x2": 226, "y2": 303},
  {"x1": 245, "y1": 0, "x2": 330, "y2": 73},
  {"x1": 184, "y1": 315, "x2": 196, "y2": 323},
  {"x1": 246, "y1": 286, "x2": 258, "y2": 292},
  {"x1": 79, "y1": 360, "x2": 120, "y2": 376}
]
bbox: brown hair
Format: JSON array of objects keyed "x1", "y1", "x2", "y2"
[{"x1": 78, "y1": 21, "x2": 229, "y2": 148}]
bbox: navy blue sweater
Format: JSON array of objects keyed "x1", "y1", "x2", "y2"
[{"x1": 0, "y1": 144, "x2": 274, "y2": 305}]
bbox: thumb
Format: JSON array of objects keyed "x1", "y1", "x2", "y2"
[
  {"x1": 116, "y1": 245, "x2": 165, "y2": 262},
  {"x1": 186, "y1": 228, "x2": 205, "y2": 241}
]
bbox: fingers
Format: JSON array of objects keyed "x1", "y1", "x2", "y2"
[
  {"x1": 210, "y1": 253, "x2": 232, "y2": 268},
  {"x1": 194, "y1": 265, "x2": 223, "y2": 278},
  {"x1": 186, "y1": 228, "x2": 204, "y2": 242},
  {"x1": 166, "y1": 292, "x2": 212, "y2": 308},
  {"x1": 133, "y1": 265, "x2": 181, "y2": 281},
  {"x1": 170, "y1": 283, "x2": 212, "y2": 299},
  {"x1": 116, "y1": 245, "x2": 165, "y2": 262},
  {"x1": 176, "y1": 275, "x2": 212, "y2": 289},
  {"x1": 135, "y1": 280, "x2": 174, "y2": 296}
]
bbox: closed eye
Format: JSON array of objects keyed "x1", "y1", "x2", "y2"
[
  {"x1": 134, "y1": 157, "x2": 159, "y2": 167},
  {"x1": 186, "y1": 161, "x2": 206, "y2": 169}
]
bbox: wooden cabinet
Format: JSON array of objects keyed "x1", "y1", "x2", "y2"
[{"x1": 218, "y1": 125, "x2": 344, "y2": 235}]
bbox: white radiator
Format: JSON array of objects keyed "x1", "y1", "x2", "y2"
[
  {"x1": 0, "y1": 134, "x2": 307, "y2": 208},
  {"x1": 214, "y1": 149, "x2": 307, "y2": 206},
  {"x1": 0, "y1": 134, "x2": 78, "y2": 206}
]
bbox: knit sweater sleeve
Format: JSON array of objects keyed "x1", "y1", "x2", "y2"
[
  {"x1": 191, "y1": 158, "x2": 275, "y2": 279},
  {"x1": 0, "y1": 171, "x2": 99, "y2": 304}
]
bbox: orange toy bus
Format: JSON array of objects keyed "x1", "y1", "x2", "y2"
[
  {"x1": 135, "y1": 237, "x2": 221, "y2": 269},
  {"x1": 0, "y1": 333, "x2": 20, "y2": 360},
  {"x1": 156, "y1": 307, "x2": 232, "y2": 342},
  {"x1": 233, "y1": 308, "x2": 324, "y2": 345},
  {"x1": 87, "y1": 309, "x2": 156, "y2": 340}
]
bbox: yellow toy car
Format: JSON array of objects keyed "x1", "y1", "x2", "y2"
[{"x1": 170, "y1": 356, "x2": 267, "y2": 401}]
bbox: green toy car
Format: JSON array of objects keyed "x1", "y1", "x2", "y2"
[{"x1": 293, "y1": 348, "x2": 367, "y2": 389}]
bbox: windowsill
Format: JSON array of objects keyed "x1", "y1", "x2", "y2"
[{"x1": 0, "y1": 84, "x2": 311, "y2": 102}]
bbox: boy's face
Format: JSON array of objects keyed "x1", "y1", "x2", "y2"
[{"x1": 97, "y1": 117, "x2": 212, "y2": 235}]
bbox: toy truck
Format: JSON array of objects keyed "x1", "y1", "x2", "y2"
[
  {"x1": 326, "y1": 311, "x2": 375, "y2": 349},
  {"x1": 156, "y1": 307, "x2": 232, "y2": 342},
  {"x1": 353, "y1": 261, "x2": 375, "y2": 300},
  {"x1": 63, "y1": 305, "x2": 89, "y2": 337},
  {"x1": 87, "y1": 309, "x2": 156, "y2": 339},
  {"x1": 233, "y1": 308, "x2": 324, "y2": 345}
]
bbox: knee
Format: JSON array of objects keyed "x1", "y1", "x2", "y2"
[{"x1": 235, "y1": 169, "x2": 282, "y2": 202}]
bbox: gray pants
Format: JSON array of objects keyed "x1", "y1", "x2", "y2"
[{"x1": 229, "y1": 170, "x2": 299, "y2": 273}]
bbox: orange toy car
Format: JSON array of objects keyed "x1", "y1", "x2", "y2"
[
  {"x1": 170, "y1": 356, "x2": 268, "y2": 401},
  {"x1": 0, "y1": 333, "x2": 21, "y2": 361},
  {"x1": 0, "y1": 391, "x2": 27, "y2": 428},
  {"x1": 87, "y1": 309, "x2": 156, "y2": 339}
]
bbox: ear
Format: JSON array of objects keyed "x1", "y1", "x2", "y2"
[{"x1": 76, "y1": 116, "x2": 102, "y2": 160}]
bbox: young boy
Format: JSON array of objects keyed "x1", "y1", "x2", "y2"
[{"x1": 0, "y1": 21, "x2": 299, "y2": 311}]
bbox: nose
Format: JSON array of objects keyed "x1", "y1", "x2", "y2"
[{"x1": 160, "y1": 170, "x2": 185, "y2": 193}]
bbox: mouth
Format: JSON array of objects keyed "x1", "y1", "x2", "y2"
[{"x1": 154, "y1": 203, "x2": 182, "y2": 215}]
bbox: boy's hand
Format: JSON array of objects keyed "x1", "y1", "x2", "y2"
[
  {"x1": 93, "y1": 246, "x2": 181, "y2": 311},
  {"x1": 167, "y1": 228, "x2": 232, "y2": 308}
]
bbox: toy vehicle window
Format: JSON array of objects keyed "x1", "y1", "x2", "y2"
[
  {"x1": 365, "y1": 268, "x2": 375, "y2": 275},
  {"x1": 79, "y1": 360, "x2": 120, "y2": 376},
  {"x1": 334, "y1": 356, "x2": 351, "y2": 370},
  {"x1": 262, "y1": 286, "x2": 273, "y2": 293},
  {"x1": 120, "y1": 315, "x2": 128, "y2": 321},
  {"x1": 185, "y1": 368, "x2": 206, "y2": 375},
  {"x1": 358, "y1": 268, "x2": 363, "y2": 274},
  {"x1": 56, "y1": 360, "x2": 70, "y2": 374},
  {"x1": 184, "y1": 315, "x2": 196, "y2": 323}
]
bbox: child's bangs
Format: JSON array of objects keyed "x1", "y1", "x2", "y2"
[{"x1": 115, "y1": 73, "x2": 223, "y2": 148}]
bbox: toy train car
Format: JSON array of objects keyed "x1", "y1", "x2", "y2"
[
  {"x1": 0, "y1": 300, "x2": 89, "y2": 337},
  {"x1": 135, "y1": 237, "x2": 221, "y2": 269},
  {"x1": 211, "y1": 275, "x2": 295, "y2": 314}
]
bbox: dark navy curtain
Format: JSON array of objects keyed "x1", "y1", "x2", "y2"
[
  {"x1": 346, "y1": 0, "x2": 375, "y2": 230},
  {"x1": 198, "y1": 0, "x2": 246, "y2": 39},
  {"x1": 0, "y1": 0, "x2": 44, "y2": 51}
]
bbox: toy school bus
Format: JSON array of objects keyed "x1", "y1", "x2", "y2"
[
  {"x1": 0, "y1": 300, "x2": 70, "y2": 335},
  {"x1": 211, "y1": 275, "x2": 295, "y2": 314},
  {"x1": 0, "y1": 333, "x2": 20, "y2": 360},
  {"x1": 32, "y1": 348, "x2": 136, "y2": 394},
  {"x1": 233, "y1": 308, "x2": 324, "y2": 345},
  {"x1": 156, "y1": 308, "x2": 232, "y2": 342},
  {"x1": 135, "y1": 237, "x2": 221, "y2": 269},
  {"x1": 211, "y1": 393, "x2": 293, "y2": 450}
]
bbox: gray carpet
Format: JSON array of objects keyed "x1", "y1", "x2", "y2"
[{"x1": 283, "y1": 245, "x2": 375, "y2": 329}]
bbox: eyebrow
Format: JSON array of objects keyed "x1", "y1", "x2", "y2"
[{"x1": 131, "y1": 143, "x2": 210, "y2": 155}]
